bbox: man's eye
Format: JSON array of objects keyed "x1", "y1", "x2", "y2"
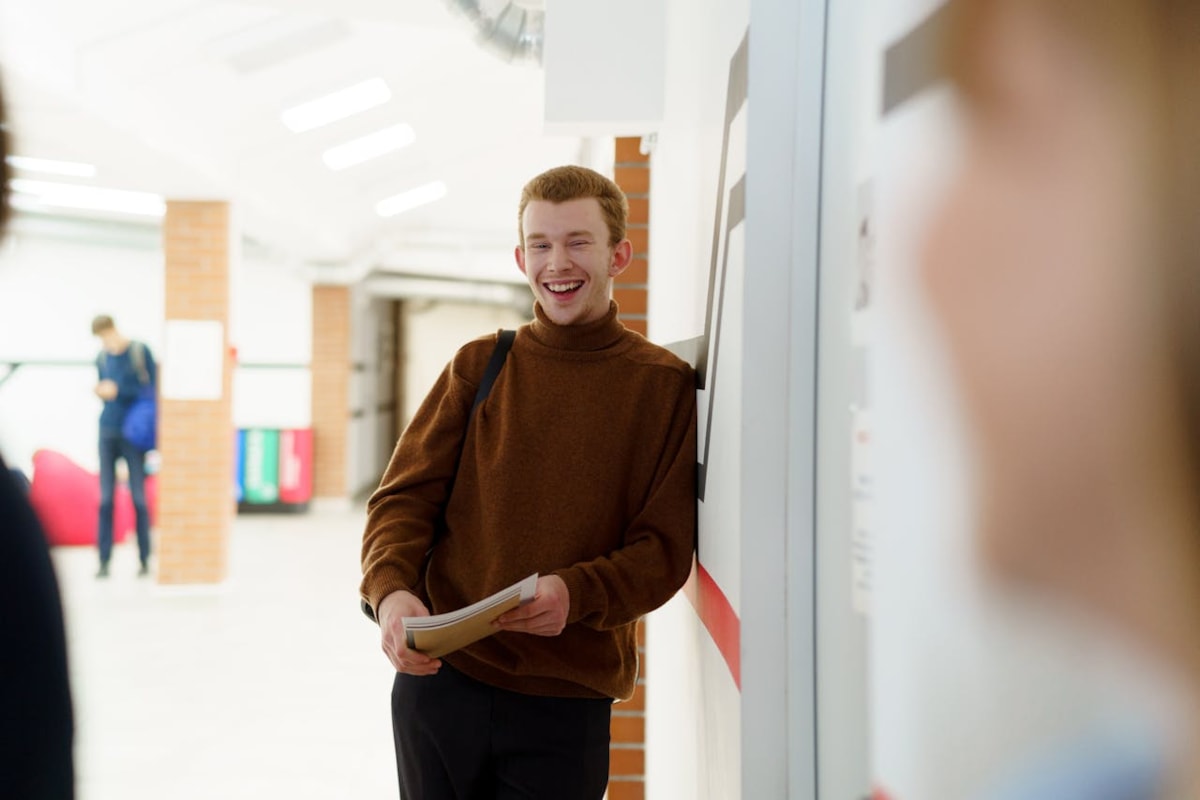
[{"x1": 570, "y1": 241, "x2": 590, "y2": 247}]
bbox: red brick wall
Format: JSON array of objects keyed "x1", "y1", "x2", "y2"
[
  {"x1": 157, "y1": 201, "x2": 235, "y2": 585},
  {"x1": 609, "y1": 137, "x2": 651, "y2": 797},
  {"x1": 615, "y1": 137, "x2": 650, "y2": 338},
  {"x1": 609, "y1": 619, "x2": 648, "y2": 799},
  {"x1": 311, "y1": 285, "x2": 351, "y2": 499}
]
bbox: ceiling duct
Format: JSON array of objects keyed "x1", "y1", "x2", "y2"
[{"x1": 444, "y1": 0, "x2": 545, "y2": 65}]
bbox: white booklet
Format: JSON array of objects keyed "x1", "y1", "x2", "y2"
[{"x1": 404, "y1": 573, "x2": 538, "y2": 659}]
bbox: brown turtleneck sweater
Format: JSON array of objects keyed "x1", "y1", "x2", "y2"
[{"x1": 360, "y1": 301, "x2": 697, "y2": 700}]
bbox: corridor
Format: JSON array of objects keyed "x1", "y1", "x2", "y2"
[{"x1": 52, "y1": 507, "x2": 397, "y2": 800}]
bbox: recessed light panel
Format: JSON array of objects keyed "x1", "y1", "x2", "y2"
[
  {"x1": 6, "y1": 156, "x2": 97, "y2": 178},
  {"x1": 281, "y1": 78, "x2": 391, "y2": 133},
  {"x1": 323, "y1": 124, "x2": 415, "y2": 171},
  {"x1": 375, "y1": 181, "x2": 447, "y2": 218}
]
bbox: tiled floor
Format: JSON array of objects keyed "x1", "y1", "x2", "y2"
[{"x1": 51, "y1": 506, "x2": 400, "y2": 800}]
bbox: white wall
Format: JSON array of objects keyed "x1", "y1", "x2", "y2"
[
  {"x1": 229, "y1": 249, "x2": 312, "y2": 431},
  {"x1": 0, "y1": 210, "x2": 537, "y2": 508},
  {"x1": 0, "y1": 225, "x2": 163, "y2": 473},
  {"x1": 644, "y1": 0, "x2": 732, "y2": 345},
  {"x1": 648, "y1": 2, "x2": 881, "y2": 797},
  {"x1": 0, "y1": 221, "x2": 314, "y2": 480},
  {"x1": 645, "y1": 1, "x2": 748, "y2": 798},
  {"x1": 812, "y1": 0, "x2": 876, "y2": 795}
]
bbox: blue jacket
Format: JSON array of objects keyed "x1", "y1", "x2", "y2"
[{"x1": 96, "y1": 342, "x2": 156, "y2": 432}]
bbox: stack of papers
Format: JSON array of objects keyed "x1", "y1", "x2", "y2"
[{"x1": 404, "y1": 573, "x2": 538, "y2": 659}]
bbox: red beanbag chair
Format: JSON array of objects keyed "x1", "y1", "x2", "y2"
[{"x1": 29, "y1": 449, "x2": 157, "y2": 547}]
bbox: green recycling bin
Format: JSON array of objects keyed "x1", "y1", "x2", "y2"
[{"x1": 241, "y1": 428, "x2": 280, "y2": 505}]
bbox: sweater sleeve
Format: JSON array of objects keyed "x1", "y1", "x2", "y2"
[
  {"x1": 358, "y1": 343, "x2": 483, "y2": 621},
  {"x1": 553, "y1": 372, "x2": 698, "y2": 630}
]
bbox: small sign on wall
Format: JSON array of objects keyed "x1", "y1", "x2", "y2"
[
  {"x1": 162, "y1": 320, "x2": 224, "y2": 400},
  {"x1": 852, "y1": 408, "x2": 874, "y2": 616},
  {"x1": 852, "y1": 181, "x2": 876, "y2": 617}
]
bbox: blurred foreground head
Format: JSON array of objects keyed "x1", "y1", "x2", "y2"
[{"x1": 923, "y1": 0, "x2": 1200, "y2": 670}]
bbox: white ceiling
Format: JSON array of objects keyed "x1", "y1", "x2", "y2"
[{"x1": 0, "y1": 0, "x2": 590, "y2": 282}]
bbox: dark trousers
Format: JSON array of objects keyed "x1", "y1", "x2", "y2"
[
  {"x1": 391, "y1": 664, "x2": 611, "y2": 800},
  {"x1": 98, "y1": 427, "x2": 150, "y2": 567}
]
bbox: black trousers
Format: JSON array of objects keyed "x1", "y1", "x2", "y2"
[{"x1": 391, "y1": 664, "x2": 611, "y2": 800}]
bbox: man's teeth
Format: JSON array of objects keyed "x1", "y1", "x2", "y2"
[{"x1": 546, "y1": 281, "x2": 584, "y2": 294}]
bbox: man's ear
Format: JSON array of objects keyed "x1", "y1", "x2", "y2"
[
  {"x1": 514, "y1": 244, "x2": 527, "y2": 276},
  {"x1": 608, "y1": 239, "x2": 633, "y2": 277}
]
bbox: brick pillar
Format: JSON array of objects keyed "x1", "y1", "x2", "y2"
[
  {"x1": 609, "y1": 136, "x2": 651, "y2": 797},
  {"x1": 608, "y1": 619, "x2": 648, "y2": 799},
  {"x1": 158, "y1": 201, "x2": 235, "y2": 585},
  {"x1": 311, "y1": 285, "x2": 351, "y2": 500},
  {"x1": 614, "y1": 137, "x2": 650, "y2": 337}
]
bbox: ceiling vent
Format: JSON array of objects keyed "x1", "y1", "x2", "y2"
[{"x1": 443, "y1": 0, "x2": 544, "y2": 65}]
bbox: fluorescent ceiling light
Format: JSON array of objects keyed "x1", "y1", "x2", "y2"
[
  {"x1": 375, "y1": 181, "x2": 447, "y2": 218},
  {"x1": 9, "y1": 179, "x2": 166, "y2": 217},
  {"x1": 281, "y1": 78, "x2": 391, "y2": 133},
  {"x1": 6, "y1": 156, "x2": 97, "y2": 178},
  {"x1": 323, "y1": 124, "x2": 415, "y2": 171}
]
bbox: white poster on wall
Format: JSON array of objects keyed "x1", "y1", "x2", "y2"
[{"x1": 162, "y1": 320, "x2": 224, "y2": 401}]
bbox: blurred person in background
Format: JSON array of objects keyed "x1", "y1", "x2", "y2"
[
  {"x1": 923, "y1": 0, "x2": 1200, "y2": 797},
  {"x1": 0, "y1": 76, "x2": 76, "y2": 798},
  {"x1": 91, "y1": 314, "x2": 156, "y2": 578}
]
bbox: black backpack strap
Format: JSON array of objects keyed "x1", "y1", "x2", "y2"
[
  {"x1": 129, "y1": 341, "x2": 150, "y2": 386},
  {"x1": 471, "y1": 329, "x2": 515, "y2": 416}
]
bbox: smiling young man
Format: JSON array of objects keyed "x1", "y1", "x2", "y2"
[{"x1": 361, "y1": 165, "x2": 697, "y2": 799}]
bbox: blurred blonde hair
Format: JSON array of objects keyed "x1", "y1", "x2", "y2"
[{"x1": 943, "y1": 0, "x2": 1200, "y2": 487}]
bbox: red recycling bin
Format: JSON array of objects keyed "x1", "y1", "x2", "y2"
[{"x1": 277, "y1": 428, "x2": 313, "y2": 505}]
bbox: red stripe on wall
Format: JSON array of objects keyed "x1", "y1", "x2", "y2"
[{"x1": 682, "y1": 558, "x2": 741, "y2": 688}]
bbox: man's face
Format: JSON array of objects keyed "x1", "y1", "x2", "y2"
[
  {"x1": 921, "y1": 4, "x2": 1172, "y2": 598},
  {"x1": 96, "y1": 329, "x2": 122, "y2": 354},
  {"x1": 515, "y1": 198, "x2": 631, "y2": 326}
]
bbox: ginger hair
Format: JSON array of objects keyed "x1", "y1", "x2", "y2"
[{"x1": 517, "y1": 165, "x2": 629, "y2": 248}]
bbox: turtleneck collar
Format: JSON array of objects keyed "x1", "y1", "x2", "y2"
[{"x1": 527, "y1": 300, "x2": 628, "y2": 352}]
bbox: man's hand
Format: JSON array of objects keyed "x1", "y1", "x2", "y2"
[
  {"x1": 95, "y1": 380, "x2": 118, "y2": 401},
  {"x1": 494, "y1": 575, "x2": 569, "y2": 636},
  {"x1": 377, "y1": 590, "x2": 442, "y2": 676}
]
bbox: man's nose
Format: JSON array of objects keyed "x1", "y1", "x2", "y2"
[{"x1": 548, "y1": 246, "x2": 570, "y2": 271}]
